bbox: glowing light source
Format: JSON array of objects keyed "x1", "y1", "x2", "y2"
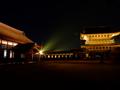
[
  {"x1": 10, "y1": 50, "x2": 12, "y2": 58},
  {"x1": 8, "y1": 42, "x2": 13, "y2": 45},
  {"x1": 55, "y1": 55, "x2": 57, "y2": 58},
  {"x1": 48, "y1": 55, "x2": 50, "y2": 58},
  {"x1": 39, "y1": 50, "x2": 44, "y2": 55},
  {"x1": 83, "y1": 36, "x2": 88, "y2": 41},
  {"x1": 51, "y1": 55, "x2": 53, "y2": 58},
  {"x1": 2, "y1": 40, "x2": 7, "y2": 45},
  {"x1": 13, "y1": 43, "x2": 18, "y2": 46},
  {"x1": 4, "y1": 49, "x2": 7, "y2": 58},
  {"x1": 1, "y1": 40, "x2": 18, "y2": 46},
  {"x1": 58, "y1": 55, "x2": 60, "y2": 58},
  {"x1": 112, "y1": 33, "x2": 119, "y2": 37}
]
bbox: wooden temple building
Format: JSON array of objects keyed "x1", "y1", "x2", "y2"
[
  {"x1": 0, "y1": 22, "x2": 35, "y2": 63},
  {"x1": 80, "y1": 31, "x2": 120, "y2": 59}
]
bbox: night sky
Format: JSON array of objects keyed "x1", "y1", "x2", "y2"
[{"x1": 1, "y1": 1, "x2": 120, "y2": 50}]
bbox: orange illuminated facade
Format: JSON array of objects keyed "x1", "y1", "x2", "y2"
[{"x1": 80, "y1": 32, "x2": 120, "y2": 52}]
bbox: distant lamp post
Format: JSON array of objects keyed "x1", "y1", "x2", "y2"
[{"x1": 38, "y1": 50, "x2": 44, "y2": 62}]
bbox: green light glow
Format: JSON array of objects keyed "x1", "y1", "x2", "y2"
[
  {"x1": 39, "y1": 50, "x2": 44, "y2": 55},
  {"x1": 42, "y1": 38, "x2": 59, "y2": 51},
  {"x1": 41, "y1": 27, "x2": 79, "y2": 51},
  {"x1": 42, "y1": 30, "x2": 66, "y2": 51}
]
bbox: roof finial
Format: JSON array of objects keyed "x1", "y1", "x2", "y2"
[{"x1": 82, "y1": 27, "x2": 86, "y2": 33}]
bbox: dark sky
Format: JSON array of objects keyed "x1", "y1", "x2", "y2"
[{"x1": 1, "y1": 0, "x2": 120, "y2": 50}]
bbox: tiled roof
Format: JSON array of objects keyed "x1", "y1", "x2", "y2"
[
  {"x1": 81, "y1": 26, "x2": 120, "y2": 34},
  {"x1": 0, "y1": 22, "x2": 33, "y2": 44}
]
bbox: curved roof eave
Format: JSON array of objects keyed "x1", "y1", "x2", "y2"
[{"x1": 0, "y1": 22, "x2": 33, "y2": 44}]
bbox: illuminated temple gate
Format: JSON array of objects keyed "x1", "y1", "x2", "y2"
[
  {"x1": 80, "y1": 32, "x2": 120, "y2": 59},
  {"x1": 0, "y1": 22, "x2": 33, "y2": 63}
]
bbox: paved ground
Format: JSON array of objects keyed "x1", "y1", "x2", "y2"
[
  {"x1": 0, "y1": 61, "x2": 119, "y2": 88},
  {"x1": 0, "y1": 61, "x2": 119, "y2": 80}
]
